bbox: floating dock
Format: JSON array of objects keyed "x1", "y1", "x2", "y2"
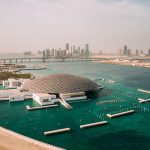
[
  {"x1": 0, "y1": 97, "x2": 9, "y2": 101},
  {"x1": 107, "y1": 110, "x2": 135, "y2": 118},
  {"x1": 137, "y1": 89, "x2": 150, "y2": 94},
  {"x1": 44, "y1": 128, "x2": 70, "y2": 135},
  {"x1": 80, "y1": 121, "x2": 107, "y2": 129},
  {"x1": 138, "y1": 98, "x2": 150, "y2": 103},
  {"x1": 26, "y1": 104, "x2": 58, "y2": 111}
]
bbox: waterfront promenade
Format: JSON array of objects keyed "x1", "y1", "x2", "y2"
[{"x1": 0, "y1": 127, "x2": 63, "y2": 150}]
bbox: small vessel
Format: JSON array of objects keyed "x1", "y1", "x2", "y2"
[
  {"x1": 138, "y1": 98, "x2": 150, "y2": 103},
  {"x1": 137, "y1": 89, "x2": 150, "y2": 94},
  {"x1": 107, "y1": 80, "x2": 116, "y2": 83}
]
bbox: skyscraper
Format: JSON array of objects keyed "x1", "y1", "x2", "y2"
[
  {"x1": 123, "y1": 45, "x2": 128, "y2": 56},
  {"x1": 85, "y1": 44, "x2": 89, "y2": 56},
  {"x1": 66, "y1": 43, "x2": 69, "y2": 50},
  {"x1": 45, "y1": 49, "x2": 50, "y2": 57},
  {"x1": 136, "y1": 50, "x2": 139, "y2": 56}
]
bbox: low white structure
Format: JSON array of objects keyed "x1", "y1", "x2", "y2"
[
  {"x1": 2, "y1": 79, "x2": 22, "y2": 89},
  {"x1": 2, "y1": 80, "x2": 9, "y2": 87},
  {"x1": 0, "y1": 89, "x2": 33, "y2": 101},
  {"x1": 33, "y1": 93, "x2": 60, "y2": 106},
  {"x1": 60, "y1": 92, "x2": 87, "y2": 101},
  {"x1": 2, "y1": 78, "x2": 30, "y2": 89},
  {"x1": 9, "y1": 94, "x2": 24, "y2": 102}
]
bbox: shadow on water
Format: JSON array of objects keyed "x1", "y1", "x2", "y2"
[
  {"x1": 89, "y1": 130, "x2": 150, "y2": 150},
  {"x1": 86, "y1": 88, "x2": 112, "y2": 99}
]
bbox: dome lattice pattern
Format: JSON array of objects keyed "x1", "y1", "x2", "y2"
[{"x1": 22, "y1": 74, "x2": 99, "y2": 94}]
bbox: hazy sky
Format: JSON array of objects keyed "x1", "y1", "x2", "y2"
[{"x1": 0, "y1": 0, "x2": 150, "y2": 53}]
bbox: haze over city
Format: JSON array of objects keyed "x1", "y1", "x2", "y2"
[{"x1": 0, "y1": 0, "x2": 150, "y2": 53}]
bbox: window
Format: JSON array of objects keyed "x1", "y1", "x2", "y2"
[{"x1": 43, "y1": 99, "x2": 49, "y2": 102}]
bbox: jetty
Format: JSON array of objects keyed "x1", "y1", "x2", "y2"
[
  {"x1": 107, "y1": 110, "x2": 135, "y2": 118},
  {"x1": 59, "y1": 99, "x2": 72, "y2": 109},
  {"x1": 17, "y1": 67, "x2": 47, "y2": 71},
  {"x1": 138, "y1": 98, "x2": 150, "y2": 103},
  {"x1": 26, "y1": 104, "x2": 58, "y2": 111},
  {"x1": 44, "y1": 128, "x2": 70, "y2": 135},
  {"x1": 80, "y1": 121, "x2": 107, "y2": 129},
  {"x1": 137, "y1": 89, "x2": 150, "y2": 94}
]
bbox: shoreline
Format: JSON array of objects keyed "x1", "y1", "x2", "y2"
[
  {"x1": 91, "y1": 55, "x2": 150, "y2": 68},
  {"x1": 93, "y1": 60, "x2": 150, "y2": 68},
  {"x1": 0, "y1": 126, "x2": 63, "y2": 150}
]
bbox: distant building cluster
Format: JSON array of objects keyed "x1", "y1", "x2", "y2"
[
  {"x1": 38, "y1": 43, "x2": 90, "y2": 58},
  {"x1": 23, "y1": 51, "x2": 32, "y2": 56},
  {"x1": 118, "y1": 45, "x2": 131, "y2": 56},
  {"x1": 118, "y1": 45, "x2": 150, "y2": 57}
]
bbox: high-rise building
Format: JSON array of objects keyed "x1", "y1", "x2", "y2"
[
  {"x1": 66, "y1": 43, "x2": 69, "y2": 50},
  {"x1": 81, "y1": 49, "x2": 85, "y2": 56},
  {"x1": 61, "y1": 50, "x2": 66, "y2": 57},
  {"x1": 136, "y1": 50, "x2": 139, "y2": 56},
  {"x1": 85, "y1": 44, "x2": 89, "y2": 56},
  {"x1": 42, "y1": 50, "x2": 46, "y2": 58},
  {"x1": 38, "y1": 50, "x2": 43, "y2": 55},
  {"x1": 45, "y1": 49, "x2": 50, "y2": 57},
  {"x1": 123, "y1": 45, "x2": 128, "y2": 56},
  {"x1": 23, "y1": 51, "x2": 31, "y2": 56},
  {"x1": 148, "y1": 49, "x2": 150, "y2": 55}
]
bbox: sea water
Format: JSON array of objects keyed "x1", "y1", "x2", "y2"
[{"x1": 0, "y1": 61, "x2": 150, "y2": 150}]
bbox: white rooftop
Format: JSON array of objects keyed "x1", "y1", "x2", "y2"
[{"x1": 33, "y1": 93, "x2": 51, "y2": 97}]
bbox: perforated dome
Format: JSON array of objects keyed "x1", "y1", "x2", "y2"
[{"x1": 22, "y1": 74, "x2": 99, "y2": 94}]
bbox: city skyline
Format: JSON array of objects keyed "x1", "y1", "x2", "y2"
[{"x1": 0, "y1": 0, "x2": 150, "y2": 53}]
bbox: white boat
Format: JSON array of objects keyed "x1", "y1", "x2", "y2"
[
  {"x1": 138, "y1": 98, "x2": 150, "y2": 103},
  {"x1": 137, "y1": 89, "x2": 150, "y2": 94},
  {"x1": 107, "y1": 80, "x2": 116, "y2": 83}
]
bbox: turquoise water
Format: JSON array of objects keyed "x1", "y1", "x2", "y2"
[{"x1": 0, "y1": 62, "x2": 150, "y2": 150}]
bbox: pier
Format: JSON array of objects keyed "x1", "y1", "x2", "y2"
[
  {"x1": 107, "y1": 110, "x2": 135, "y2": 118},
  {"x1": 59, "y1": 99, "x2": 72, "y2": 109},
  {"x1": 80, "y1": 121, "x2": 107, "y2": 129},
  {"x1": 26, "y1": 104, "x2": 58, "y2": 111},
  {"x1": 44, "y1": 128, "x2": 70, "y2": 135}
]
